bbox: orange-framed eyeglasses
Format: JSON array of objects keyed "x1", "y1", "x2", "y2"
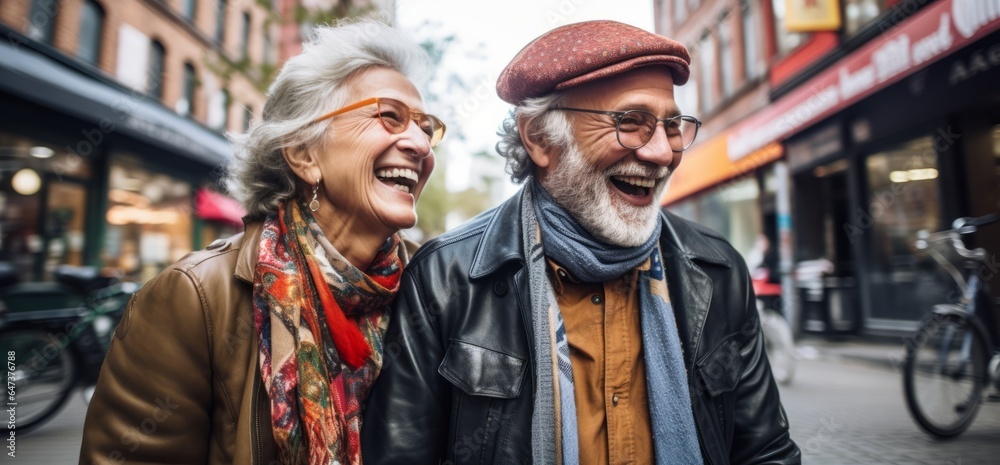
[{"x1": 313, "y1": 97, "x2": 447, "y2": 148}]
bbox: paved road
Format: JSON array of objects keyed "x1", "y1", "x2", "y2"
[
  {"x1": 10, "y1": 393, "x2": 87, "y2": 463},
  {"x1": 8, "y1": 348, "x2": 1000, "y2": 464},
  {"x1": 781, "y1": 350, "x2": 1000, "y2": 465}
]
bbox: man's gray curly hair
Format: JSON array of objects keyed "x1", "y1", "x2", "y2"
[
  {"x1": 224, "y1": 20, "x2": 431, "y2": 220},
  {"x1": 495, "y1": 93, "x2": 574, "y2": 184}
]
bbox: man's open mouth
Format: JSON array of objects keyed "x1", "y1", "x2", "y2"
[
  {"x1": 375, "y1": 168, "x2": 418, "y2": 194},
  {"x1": 609, "y1": 175, "x2": 655, "y2": 197}
]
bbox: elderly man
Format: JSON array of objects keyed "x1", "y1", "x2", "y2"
[{"x1": 362, "y1": 20, "x2": 801, "y2": 465}]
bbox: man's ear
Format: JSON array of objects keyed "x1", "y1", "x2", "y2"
[
  {"x1": 282, "y1": 144, "x2": 321, "y2": 185},
  {"x1": 517, "y1": 115, "x2": 558, "y2": 170}
]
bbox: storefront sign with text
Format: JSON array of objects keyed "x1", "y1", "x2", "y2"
[{"x1": 727, "y1": 0, "x2": 1000, "y2": 161}]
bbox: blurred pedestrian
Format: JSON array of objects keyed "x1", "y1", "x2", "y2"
[
  {"x1": 80, "y1": 19, "x2": 443, "y2": 465},
  {"x1": 362, "y1": 20, "x2": 800, "y2": 464}
]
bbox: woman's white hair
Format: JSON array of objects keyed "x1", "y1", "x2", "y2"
[
  {"x1": 224, "y1": 19, "x2": 432, "y2": 220},
  {"x1": 495, "y1": 93, "x2": 574, "y2": 184}
]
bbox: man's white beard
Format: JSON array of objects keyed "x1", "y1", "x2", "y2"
[{"x1": 539, "y1": 143, "x2": 671, "y2": 247}]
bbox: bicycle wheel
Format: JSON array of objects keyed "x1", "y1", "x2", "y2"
[
  {"x1": 760, "y1": 307, "x2": 796, "y2": 385},
  {"x1": 0, "y1": 328, "x2": 77, "y2": 434},
  {"x1": 903, "y1": 313, "x2": 990, "y2": 438}
]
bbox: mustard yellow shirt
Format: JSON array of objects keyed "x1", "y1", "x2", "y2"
[{"x1": 548, "y1": 260, "x2": 655, "y2": 465}]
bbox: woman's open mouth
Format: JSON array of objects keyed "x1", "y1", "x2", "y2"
[{"x1": 375, "y1": 168, "x2": 418, "y2": 194}]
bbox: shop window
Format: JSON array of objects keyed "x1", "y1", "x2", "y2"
[
  {"x1": 27, "y1": 0, "x2": 59, "y2": 44},
  {"x1": 864, "y1": 136, "x2": 946, "y2": 321},
  {"x1": 718, "y1": 13, "x2": 735, "y2": 98},
  {"x1": 667, "y1": 177, "x2": 762, "y2": 259},
  {"x1": 180, "y1": 62, "x2": 198, "y2": 117},
  {"x1": 103, "y1": 155, "x2": 193, "y2": 283},
  {"x1": 241, "y1": 12, "x2": 251, "y2": 60},
  {"x1": 0, "y1": 133, "x2": 92, "y2": 281},
  {"x1": 741, "y1": 0, "x2": 760, "y2": 80},
  {"x1": 698, "y1": 32, "x2": 716, "y2": 113},
  {"x1": 182, "y1": 0, "x2": 197, "y2": 20},
  {"x1": 78, "y1": 0, "x2": 104, "y2": 66},
  {"x1": 148, "y1": 40, "x2": 166, "y2": 100},
  {"x1": 771, "y1": 0, "x2": 806, "y2": 56},
  {"x1": 844, "y1": 0, "x2": 888, "y2": 36},
  {"x1": 215, "y1": 0, "x2": 227, "y2": 44}
]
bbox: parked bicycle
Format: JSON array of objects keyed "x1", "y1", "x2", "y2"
[
  {"x1": 752, "y1": 267, "x2": 796, "y2": 386},
  {"x1": 0, "y1": 263, "x2": 138, "y2": 434},
  {"x1": 902, "y1": 213, "x2": 1000, "y2": 438}
]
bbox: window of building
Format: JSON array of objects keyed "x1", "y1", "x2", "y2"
[
  {"x1": 718, "y1": 13, "x2": 735, "y2": 98},
  {"x1": 741, "y1": 0, "x2": 759, "y2": 80},
  {"x1": 0, "y1": 132, "x2": 92, "y2": 281},
  {"x1": 78, "y1": 0, "x2": 104, "y2": 66},
  {"x1": 864, "y1": 136, "x2": 945, "y2": 321},
  {"x1": 103, "y1": 154, "x2": 193, "y2": 283},
  {"x1": 211, "y1": 89, "x2": 230, "y2": 131},
  {"x1": 771, "y1": 0, "x2": 806, "y2": 56},
  {"x1": 667, "y1": 177, "x2": 762, "y2": 260},
  {"x1": 673, "y1": 0, "x2": 687, "y2": 25},
  {"x1": 241, "y1": 12, "x2": 251, "y2": 60},
  {"x1": 148, "y1": 40, "x2": 166, "y2": 99},
  {"x1": 264, "y1": 31, "x2": 275, "y2": 66},
  {"x1": 182, "y1": 0, "x2": 197, "y2": 20},
  {"x1": 242, "y1": 105, "x2": 254, "y2": 133},
  {"x1": 27, "y1": 0, "x2": 59, "y2": 44},
  {"x1": 676, "y1": 72, "x2": 699, "y2": 116},
  {"x1": 698, "y1": 32, "x2": 716, "y2": 113},
  {"x1": 844, "y1": 0, "x2": 889, "y2": 36},
  {"x1": 180, "y1": 62, "x2": 197, "y2": 117},
  {"x1": 215, "y1": 0, "x2": 227, "y2": 44}
]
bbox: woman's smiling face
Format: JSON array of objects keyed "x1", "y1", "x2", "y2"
[{"x1": 311, "y1": 67, "x2": 436, "y2": 235}]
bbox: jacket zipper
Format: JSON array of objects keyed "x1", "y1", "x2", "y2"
[{"x1": 251, "y1": 374, "x2": 263, "y2": 465}]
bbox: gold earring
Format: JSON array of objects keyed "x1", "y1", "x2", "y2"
[{"x1": 309, "y1": 179, "x2": 320, "y2": 212}]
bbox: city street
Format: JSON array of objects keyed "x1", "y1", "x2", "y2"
[{"x1": 9, "y1": 343, "x2": 1000, "y2": 464}]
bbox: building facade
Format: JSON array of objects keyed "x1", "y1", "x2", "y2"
[
  {"x1": 657, "y1": 0, "x2": 1000, "y2": 337},
  {"x1": 0, "y1": 0, "x2": 284, "y2": 284}
]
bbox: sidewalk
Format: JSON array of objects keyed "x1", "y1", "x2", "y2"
[{"x1": 795, "y1": 335, "x2": 907, "y2": 372}]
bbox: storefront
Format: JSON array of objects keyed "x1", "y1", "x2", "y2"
[
  {"x1": 0, "y1": 26, "x2": 242, "y2": 284},
  {"x1": 721, "y1": 0, "x2": 1000, "y2": 335}
]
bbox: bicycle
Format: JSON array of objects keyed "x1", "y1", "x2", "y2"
[
  {"x1": 902, "y1": 213, "x2": 1000, "y2": 438},
  {"x1": 753, "y1": 267, "x2": 796, "y2": 385},
  {"x1": 0, "y1": 264, "x2": 138, "y2": 434}
]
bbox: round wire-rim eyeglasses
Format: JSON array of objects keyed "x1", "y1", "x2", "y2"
[{"x1": 552, "y1": 107, "x2": 702, "y2": 152}]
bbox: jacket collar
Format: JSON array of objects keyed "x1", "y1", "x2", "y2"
[
  {"x1": 235, "y1": 222, "x2": 264, "y2": 283},
  {"x1": 469, "y1": 188, "x2": 530, "y2": 279},
  {"x1": 469, "y1": 187, "x2": 731, "y2": 279},
  {"x1": 657, "y1": 209, "x2": 731, "y2": 268}
]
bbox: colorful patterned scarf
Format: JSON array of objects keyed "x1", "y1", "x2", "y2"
[{"x1": 253, "y1": 200, "x2": 403, "y2": 465}]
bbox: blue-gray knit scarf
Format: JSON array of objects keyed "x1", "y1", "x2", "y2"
[{"x1": 525, "y1": 181, "x2": 703, "y2": 464}]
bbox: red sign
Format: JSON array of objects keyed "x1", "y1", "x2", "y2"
[{"x1": 727, "y1": 0, "x2": 1000, "y2": 161}]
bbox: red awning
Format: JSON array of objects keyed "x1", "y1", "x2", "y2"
[{"x1": 196, "y1": 189, "x2": 246, "y2": 227}]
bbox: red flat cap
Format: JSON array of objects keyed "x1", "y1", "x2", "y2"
[{"x1": 496, "y1": 20, "x2": 690, "y2": 105}]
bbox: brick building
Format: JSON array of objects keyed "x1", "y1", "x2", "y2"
[
  {"x1": 0, "y1": 0, "x2": 388, "y2": 283},
  {"x1": 656, "y1": 0, "x2": 1000, "y2": 337}
]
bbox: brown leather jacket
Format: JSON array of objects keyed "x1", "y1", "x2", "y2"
[
  {"x1": 80, "y1": 223, "x2": 277, "y2": 464},
  {"x1": 79, "y1": 224, "x2": 416, "y2": 465}
]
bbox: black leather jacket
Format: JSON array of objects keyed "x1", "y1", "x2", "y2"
[{"x1": 362, "y1": 190, "x2": 801, "y2": 464}]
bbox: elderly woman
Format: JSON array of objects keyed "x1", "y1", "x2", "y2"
[{"x1": 79, "y1": 20, "x2": 443, "y2": 465}]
